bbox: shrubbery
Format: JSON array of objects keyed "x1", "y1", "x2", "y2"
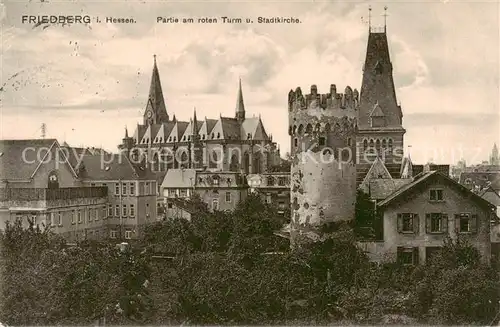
[{"x1": 1, "y1": 194, "x2": 499, "y2": 325}]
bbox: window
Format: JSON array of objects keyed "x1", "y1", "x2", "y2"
[
  {"x1": 90, "y1": 183, "x2": 96, "y2": 187},
  {"x1": 266, "y1": 194, "x2": 272, "y2": 204},
  {"x1": 278, "y1": 177, "x2": 286, "y2": 186},
  {"x1": 426, "y1": 213, "x2": 448, "y2": 233},
  {"x1": 115, "y1": 183, "x2": 120, "y2": 195},
  {"x1": 397, "y1": 247, "x2": 419, "y2": 265},
  {"x1": 130, "y1": 204, "x2": 135, "y2": 217},
  {"x1": 72, "y1": 210, "x2": 76, "y2": 224},
  {"x1": 294, "y1": 138, "x2": 298, "y2": 147},
  {"x1": 125, "y1": 230, "x2": 132, "y2": 240},
  {"x1": 168, "y1": 189, "x2": 176, "y2": 197},
  {"x1": 167, "y1": 203, "x2": 173, "y2": 209},
  {"x1": 397, "y1": 213, "x2": 418, "y2": 233},
  {"x1": 115, "y1": 205, "x2": 119, "y2": 217},
  {"x1": 180, "y1": 189, "x2": 188, "y2": 197},
  {"x1": 58, "y1": 212, "x2": 62, "y2": 226},
  {"x1": 108, "y1": 205, "x2": 112, "y2": 217},
  {"x1": 122, "y1": 204, "x2": 127, "y2": 217},
  {"x1": 225, "y1": 192, "x2": 231, "y2": 202},
  {"x1": 146, "y1": 203, "x2": 150, "y2": 217},
  {"x1": 110, "y1": 230, "x2": 117, "y2": 239},
  {"x1": 212, "y1": 176, "x2": 219, "y2": 186},
  {"x1": 49, "y1": 213, "x2": 55, "y2": 226},
  {"x1": 267, "y1": 177, "x2": 275, "y2": 186},
  {"x1": 319, "y1": 137, "x2": 325, "y2": 146},
  {"x1": 122, "y1": 183, "x2": 127, "y2": 195},
  {"x1": 212, "y1": 199, "x2": 219, "y2": 211},
  {"x1": 455, "y1": 213, "x2": 477, "y2": 233},
  {"x1": 145, "y1": 182, "x2": 149, "y2": 195},
  {"x1": 429, "y1": 189, "x2": 443, "y2": 201},
  {"x1": 77, "y1": 210, "x2": 82, "y2": 223},
  {"x1": 102, "y1": 207, "x2": 106, "y2": 219},
  {"x1": 151, "y1": 182, "x2": 155, "y2": 195}
]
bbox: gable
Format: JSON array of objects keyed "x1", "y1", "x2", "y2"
[
  {"x1": 198, "y1": 119, "x2": 218, "y2": 140},
  {"x1": 360, "y1": 157, "x2": 392, "y2": 191},
  {"x1": 379, "y1": 172, "x2": 494, "y2": 210},
  {"x1": 252, "y1": 119, "x2": 269, "y2": 141},
  {"x1": 210, "y1": 119, "x2": 225, "y2": 140},
  {"x1": 30, "y1": 142, "x2": 80, "y2": 188}
]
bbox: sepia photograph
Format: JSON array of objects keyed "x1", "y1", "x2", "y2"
[{"x1": 0, "y1": 0, "x2": 499, "y2": 325}]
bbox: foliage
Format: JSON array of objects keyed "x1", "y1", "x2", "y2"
[{"x1": 2, "y1": 196, "x2": 499, "y2": 326}]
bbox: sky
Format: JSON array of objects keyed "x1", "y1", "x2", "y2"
[{"x1": 0, "y1": 0, "x2": 499, "y2": 165}]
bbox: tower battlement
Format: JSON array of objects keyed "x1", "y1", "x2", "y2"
[{"x1": 288, "y1": 84, "x2": 359, "y2": 113}]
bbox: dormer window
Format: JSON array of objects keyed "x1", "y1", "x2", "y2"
[
  {"x1": 173, "y1": 137, "x2": 177, "y2": 142},
  {"x1": 168, "y1": 137, "x2": 171, "y2": 142},
  {"x1": 211, "y1": 133, "x2": 215, "y2": 139},
  {"x1": 188, "y1": 136, "x2": 191, "y2": 141},
  {"x1": 217, "y1": 132, "x2": 220, "y2": 139},
  {"x1": 202, "y1": 135, "x2": 205, "y2": 140},
  {"x1": 247, "y1": 133, "x2": 252, "y2": 140}
]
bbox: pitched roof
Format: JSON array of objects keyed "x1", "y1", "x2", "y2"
[
  {"x1": 368, "y1": 178, "x2": 412, "y2": 200},
  {"x1": 459, "y1": 171, "x2": 500, "y2": 191},
  {"x1": 378, "y1": 171, "x2": 494, "y2": 209},
  {"x1": 480, "y1": 186, "x2": 500, "y2": 207},
  {"x1": 0, "y1": 139, "x2": 78, "y2": 181},
  {"x1": 133, "y1": 124, "x2": 148, "y2": 144},
  {"x1": 161, "y1": 168, "x2": 196, "y2": 188},
  {"x1": 360, "y1": 156, "x2": 392, "y2": 191},
  {"x1": 198, "y1": 119, "x2": 218, "y2": 139},
  {"x1": 220, "y1": 117, "x2": 240, "y2": 140},
  {"x1": 78, "y1": 153, "x2": 155, "y2": 181}
]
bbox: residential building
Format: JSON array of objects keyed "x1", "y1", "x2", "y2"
[
  {"x1": 161, "y1": 168, "x2": 248, "y2": 217},
  {"x1": 0, "y1": 139, "x2": 108, "y2": 242},
  {"x1": 246, "y1": 173, "x2": 290, "y2": 214},
  {"x1": 365, "y1": 171, "x2": 494, "y2": 264}
]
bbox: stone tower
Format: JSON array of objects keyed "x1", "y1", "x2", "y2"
[
  {"x1": 490, "y1": 143, "x2": 499, "y2": 166},
  {"x1": 288, "y1": 84, "x2": 358, "y2": 244},
  {"x1": 356, "y1": 25, "x2": 406, "y2": 185}
]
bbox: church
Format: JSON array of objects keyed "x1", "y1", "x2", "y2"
[{"x1": 119, "y1": 55, "x2": 282, "y2": 191}]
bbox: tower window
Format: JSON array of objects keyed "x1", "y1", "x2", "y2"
[
  {"x1": 319, "y1": 137, "x2": 325, "y2": 146},
  {"x1": 217, "y1": 132, "x2": 220, "y2": 139},
  {"x1": 294, "y1": 138, "x2": 298, "y2": 147},
  {"x1": 363, "y1": 139, "x2": 368, "y2": 150}
]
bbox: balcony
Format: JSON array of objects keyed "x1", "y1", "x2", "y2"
[{"x1": 0, "y1": 187, "x2": 108, "y2": 209}]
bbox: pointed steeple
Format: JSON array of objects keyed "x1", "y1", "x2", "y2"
[
  {"x1": 490, "y1": 143, "x2": 499, "y2": 165},
  {"x1": 358, "y1": 9, "x2": 402, "y2": 131},
  {"x1": 143, "y1": 54, "x2": 169, "y2": 125},
  {"x1": 192, "y1": 107, "x2": 199, "y2": 136},
  {"x1": 235, "y1": 77, "x2": 245, "y2": 122},
  {"x1": 172, "y1": 114, "x2": 177, "y2": 123},
  {"x1": 125, "y1": 126, "x2": 129, "y2": 138}
]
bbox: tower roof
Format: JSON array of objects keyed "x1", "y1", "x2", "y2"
[
  {"x1": 146, "y1": 55, "x2": 169, "y2": 123},
  {"x1": 358, "y1": 29, "x2": 403, "y2": 130},
  {"x1": 235, "y1": 78, "x2": 245, "y2": 120}
]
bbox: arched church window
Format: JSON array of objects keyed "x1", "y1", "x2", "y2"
[
  {"x1": 363, "y1": 139, "x2": 368, "y2": 150},
  {"x1": 388, "y1": 139, "x2": 393, "y2": 153},
  {"x1": 369, "y1": 139, "x2": 374, "y2": 148},
  {"x1": 376, "y1": 139, "x2": 381, "y2": 150},
  {"x1": 305, "y1": 124, "x2": 312, "y2": 134},
  {"x1": 217, "y1": 133, "x2": 221, "y2": 139},
  {"x1": 382, "y1": 139, "x2": 387, "y2": 148},
  {"x1": 209, "y1": 150, "x2": 218, "y2": 169}
]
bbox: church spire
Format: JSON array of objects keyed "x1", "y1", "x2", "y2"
[
  {"x1": 235, "y1": 77, "x2": 245, "y2": 122},
  {"x1": 192, "y1": 107, "x2": 198, "y2": 135},
  {"x1": 143, "y1": 54, "x2": 169, "y2": 125},
  {"x1": 125, "y1": 126, "x2": 129, "y2": 138}
]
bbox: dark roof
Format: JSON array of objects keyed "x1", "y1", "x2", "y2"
[
  {"x1": 220, "y1": 117, "x2": 240, "y2": 140},
  {"x1": 480, "y1": 187, "x2": 500, "y2": 207},
  {"x1": 378, "y1": 171, "x2": 494, "y2": 209},
  {"x1": 368, "y1": 178, "x2": 412, "y2": 200},
  {"x1": 78, "y1": 153, "x2": 156, "y2": 181},
  {"x1": 460, "y1": 171, "x2": 500, "y2": 191},
  {"x1": 0, "y1": 139, "x2": 77, "y2": 181}
]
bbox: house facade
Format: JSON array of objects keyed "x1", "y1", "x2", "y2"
[
  {"x1": 0, "y1": 139, "x2": 108, "y2": 242},
  {"x1": 372, "y1": 171, "x2": 494, "y2": 265}
]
